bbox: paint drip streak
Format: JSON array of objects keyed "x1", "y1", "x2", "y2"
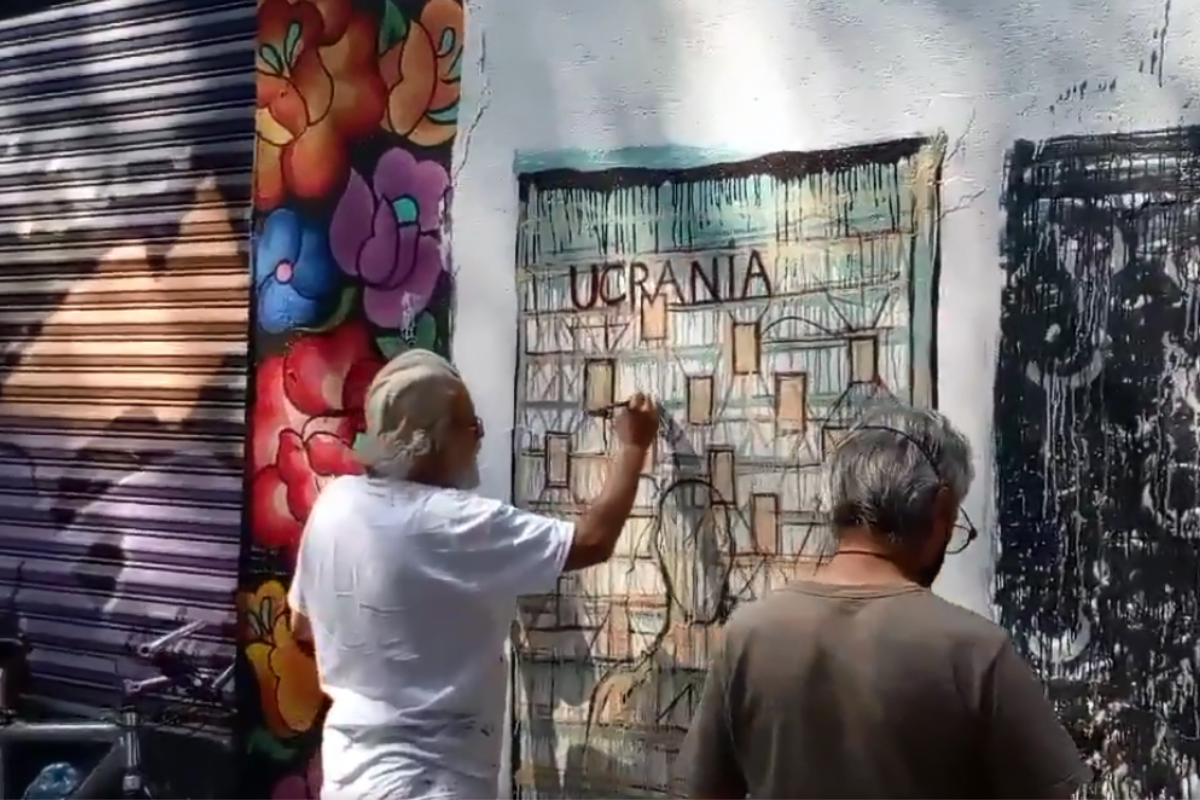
[{"x1": 995, "y1": 131, "x2": 1200, "y2": 799}]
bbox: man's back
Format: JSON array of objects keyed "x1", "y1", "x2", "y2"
[
  {"x1": 681, "y1": 581, "x2": 1090, "y2": 799},
  {"x1": 291, "y1": 474, "x2": 573, "y2": 797}
]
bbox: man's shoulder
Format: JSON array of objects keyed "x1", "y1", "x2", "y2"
[
  {"x1": 723, "y1": 582, "x2": 1009, "y2": 656},
  {"x1": 419, "y1": 484, "x2": 506, "y2": 521},
  {"x1": 911, "y1": 589, "x2": 1010, "y2": 651}
]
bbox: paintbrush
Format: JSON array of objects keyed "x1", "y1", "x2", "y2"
[{"x1": 589, "y1": 399, "x2": 668, "y2": 421}]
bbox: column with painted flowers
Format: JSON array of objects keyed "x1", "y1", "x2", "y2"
[{"x1": 241, "y1": 0, "x2": 463, "y2": 795}]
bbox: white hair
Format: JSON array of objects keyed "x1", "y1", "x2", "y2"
[{"x1": 356, "y1": 349, "x2": 464, "y2": 480}]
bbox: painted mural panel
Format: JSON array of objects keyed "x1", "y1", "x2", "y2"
[
  {"x1": 0, "y1": 2, "x2": 252, "y2": 762},
  {"x1": 994, "y1": 128, "x2": 1200, "y2": 800},
  {"x1": 511, "y1": 139, "x2": 943, "y2": 797},
  {"x1": 242, "y1": 0, "x2": 461, "y2": 794}
]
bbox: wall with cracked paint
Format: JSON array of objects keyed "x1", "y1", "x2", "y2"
[{"x1": 448, "y1": 0, "x2": 1200, "y2": 796}]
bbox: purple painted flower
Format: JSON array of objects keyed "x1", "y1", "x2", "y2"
[{"x1": 330, "y1": 148, "x2": 449, "y2": 330}]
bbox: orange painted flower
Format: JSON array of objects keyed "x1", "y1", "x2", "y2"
[
  {"x1": 255, "y1": 0, "x2": 386, "y2": 210},
  {"x1": 240, "y1": 579, "x2": 325, "y2": 739},
  {"x1": 378, "y1": 0, "x2": 463, "y2": 147}
]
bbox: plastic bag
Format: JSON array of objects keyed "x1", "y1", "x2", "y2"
[{"x1": 22, "y1": 762, "x2": 81, "y2": 800}]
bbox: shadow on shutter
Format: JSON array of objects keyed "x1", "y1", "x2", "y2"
[{"x1": 0, "y1": 0, "x2": 253, "y2": 732}]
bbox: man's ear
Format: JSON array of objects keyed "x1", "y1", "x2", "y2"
[{"x1": 932, "y1": 485, "x2": 957, "y2": 536}]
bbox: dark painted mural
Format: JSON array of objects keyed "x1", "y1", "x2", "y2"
[
  {"x1": 995, "y1": 128, "x2": 1200, "y2": 799},
  {"x1": 242, "y1": 0, "x2": 461, "y2": 794}
]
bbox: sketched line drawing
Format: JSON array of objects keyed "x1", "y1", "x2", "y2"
[{"x1": 510, "y1": 139, "x2": 943, "y2": 797}]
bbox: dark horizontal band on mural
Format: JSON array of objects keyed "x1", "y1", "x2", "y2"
[
  {"x1": 0, "y1": 413, "x2": 244, "y2": 441},
  {"x1": 1, "y1": 507, "x2": 242, "y2": 556},
  {"x1": 517, "y1": 136, "x2": 930, "y2": 197},
  {"x1": 0, "y1": 288, "x2": 248, "y2": 312},
  {"x1": 0, "y1": 320, "x2": 248, "y2": 340},
  {"x1": 0, "y1": 214, "x2": 251, "y2": 249},
  {"x1": 0, "y1": 186, "x2": 251, "y2": 226},
  {"x1": 0, "y1": 253, "x2": 246, "y2": 278},
  {"x1": 0, "y1": 0, "x2": 253, "y2": 61},
  {"x1": 0, "y1": 382, "x2": 245, "y2": 405},
  {"x1": 5, "y1": 352, "x2": 246, "y2": 372},
  {"x1": 0, "y1": 142, "x2": 251, "y2": 191}
]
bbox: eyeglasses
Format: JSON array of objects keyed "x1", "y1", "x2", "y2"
[
  {"x1": 852, "y1": 423, "x2": 979, "y2": 555},
  {"x1": 948, "y1": 520, "x2": 977, "y2": 555}
]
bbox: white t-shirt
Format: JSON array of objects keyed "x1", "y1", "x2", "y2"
[{"x1": 287, "y1": 474, "x2": 574, "y2": 799}]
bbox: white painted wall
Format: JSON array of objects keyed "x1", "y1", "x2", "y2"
[
  {"x1": 451, "y1": 0, "x2": 1196, "y2": 622},
  {"x1": 448, "y1": 0, "x2": 1199, "y2": 793}
]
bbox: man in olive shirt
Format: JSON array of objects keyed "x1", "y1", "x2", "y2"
[{"x1": 680, "y1": 405, "x2": 1091, "y2": 799}]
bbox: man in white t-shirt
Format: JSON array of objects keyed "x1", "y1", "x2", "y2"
[{"x1": 286, "y1": 349, "x2": 658, "y2": 799}]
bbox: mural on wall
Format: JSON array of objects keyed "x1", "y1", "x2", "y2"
[
  {"x1": 511, "y1": 140, "x2": 943, "y2": 797},
  {"x1": 243, "y1": 0, "x2": 461, "y2": 794},
  {"x1": 0, "y1": 9, "x2": 254, "y2": 782},
  {"x1": 994, "y1": 128, "x2": 1200, "y2": 800}
]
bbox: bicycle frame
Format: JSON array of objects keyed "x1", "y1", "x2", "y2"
[
  {"x1": 0, "y1": 654, "x2": 176, "y2": 798},
  {"x1": 0, "y1": 620, "x2": 229, "y2": 800},
  {"x1": 0, "y1": 711, "x2": 145, "y2": 799}
]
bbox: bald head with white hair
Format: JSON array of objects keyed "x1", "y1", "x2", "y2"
[{"x1": 355, "y1": 349, "x2": 483, "y2": 489}]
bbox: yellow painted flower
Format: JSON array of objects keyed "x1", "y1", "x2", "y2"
[{"x1": 240, "y1": 579, "x2": 325, "y2": 738}]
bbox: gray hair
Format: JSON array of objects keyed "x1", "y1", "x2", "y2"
[
  {"x1": 355, "y1": 349, "x2": 463, "y2": 479},
  {"x1": 825, "y1": 404, "x2": 974, "y2": 544}
]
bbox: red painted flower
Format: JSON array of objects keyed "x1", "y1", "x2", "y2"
[
  {"x1": 255, "y1": 0, "x2": 386, "y2": 210},
  {"x1": 249, "y1": 320, "x2": 383, "y2": 556}
]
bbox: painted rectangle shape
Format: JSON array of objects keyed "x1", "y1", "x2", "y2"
[
  {"x1": 775, "y1": 372, "x2": 808, "y2": 430},
  {"x1": 751, "y1": 493, "x2": 779, "y2": 553},
  {"x1": 849, "y1": 336, "x2": 878, "y2": 382},
  {"x1": 823, "y1": 426, "x2": 849, "y2": 456},
  {"x1": 544, "y1": 433, "x2": 571, "y2": 488},
  {"x1": 731, "y1": 321, "x2": 760, "y2": 375},
  {"x1": 640, "y1": 293, "x2": 668, "y2": 341},
  {"x1": 686, "y1": 375, "x2": 715, "y2": 425},
  {"x1": 584, "y1": 358, "x2": 615, "y2": 414},
  {"x1": 707, "y1": 447, "x2": 736, "y2": 506}
]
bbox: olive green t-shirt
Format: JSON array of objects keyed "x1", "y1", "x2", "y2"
[{"x1": 679, "y1": 581, "x2": 1090, "y2": 799}]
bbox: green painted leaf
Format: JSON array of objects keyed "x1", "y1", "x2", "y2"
[
  {"x1": 258, "y1": 44, "x2": 285, "y2": 75},
  {"x1": 424, "y1": 99, "x2": 459, "y2": 126},
  {"x1": 378, "y1": 0, "x2": 408, "y2": 55},
  {"x1": 413, "y1": 313, "x2": 437, "y2": 350},
  {"x1": 246, "y1": 728, "x2": 296, "y2": 762},
  {"x1": 296, "y1": 286, "x2": 356, "y2": 334},
  {"x1": 444, "y1": 45, "x2": 464, "y2": 82},
  {"x1": 376, "y1": 335, "x2": 407, "y2": 359},
  {"x1": 283, "y1": 21, "x2": 302, "y2": 66},
  {"x1": 436, "y1": 27, "x2": 457, "y2": 57}
]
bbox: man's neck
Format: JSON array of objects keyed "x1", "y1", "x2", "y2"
[
  {"x1": 373, "y1": 464, "x2": 454, "y2": 489},
  {"x1": 813, "y1": 533, "x2": 916, "y2": 587}
]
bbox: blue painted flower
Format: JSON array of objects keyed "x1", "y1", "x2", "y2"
[{"x1": 254, "y1": 209, "x2": 340, "y2": 334}]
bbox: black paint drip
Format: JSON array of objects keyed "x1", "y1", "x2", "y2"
[{"x1": 995, "y1": 129, "x2": 1200, "y2": 799}]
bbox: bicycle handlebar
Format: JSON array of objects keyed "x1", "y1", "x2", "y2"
[
  {"x1": 135, "y1": 619, "x2": 206, "y2": 659},
  {"x1": 124, "y1": 618, "x2": 233, "y2": 702},
  {"x1": 210, "y1": 663, "x2": 234, "y2": 693}
]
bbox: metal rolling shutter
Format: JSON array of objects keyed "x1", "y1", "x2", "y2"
[{"x1": 0, "y1": 0, "x2": 253, "y2": 721}]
